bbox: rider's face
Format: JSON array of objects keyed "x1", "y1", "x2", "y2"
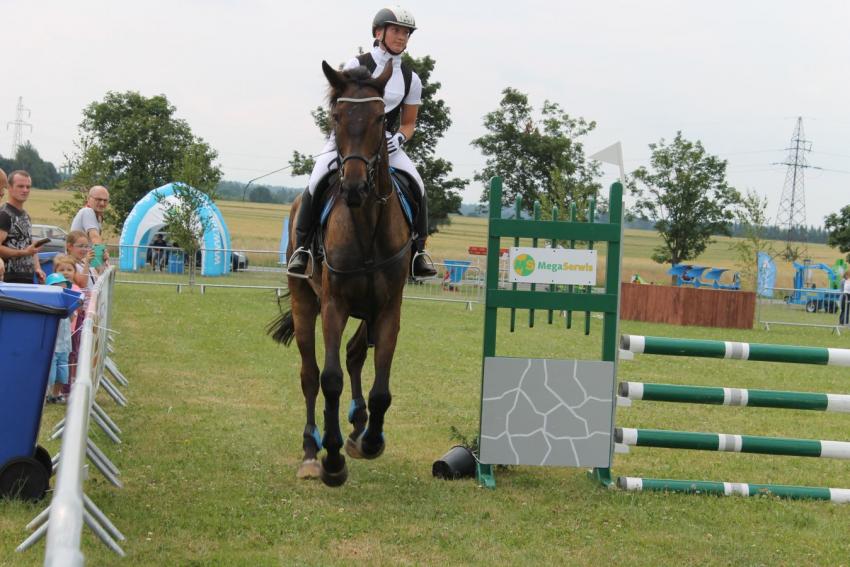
[{"x1": 378, "y1": 24, "x2": 411, "y2": 53}]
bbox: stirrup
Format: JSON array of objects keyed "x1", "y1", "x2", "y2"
[
  {"x1": 286, "y1": 247, "x2": 315, "y2": 280},
  {"x1": 411, "y1": 250, "x2": 437, "y2": 280}
]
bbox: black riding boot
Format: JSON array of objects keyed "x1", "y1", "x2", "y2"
[
  {"x1": 287, "y1": 190, "x2": 314, "y2": 274},
  {"x1": 412, "y1": 190, "x2": 436, "y2": 278}
]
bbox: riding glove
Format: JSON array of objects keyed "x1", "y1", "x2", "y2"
[{"x1": 386, "y1": 131, "x2": 406, "y2": 155}]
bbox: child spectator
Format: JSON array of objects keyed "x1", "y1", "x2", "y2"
[
  {"x1": 45, "y1": 273, "x2": 76, "y2": 404},
  {"x1": 66, "y1": 230, "x2": 96, "y2": 292},
  {"x1": 65, "y1": 231, "x2": 96, "y2": 390}
]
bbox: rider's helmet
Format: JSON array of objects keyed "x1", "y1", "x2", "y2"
[{"x1": 371, "y1": 6, "x2": 417, "y2": 37}]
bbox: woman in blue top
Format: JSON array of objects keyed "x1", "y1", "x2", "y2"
[{"x1": 287, "y1": 5, "x2": 436, "y2": 279}]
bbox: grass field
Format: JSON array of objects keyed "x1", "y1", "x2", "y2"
[
  {"x1": 3, "y1": 189, "x2": 849, "y2": 565},
  {"x1": 1, "y1": 284, "x2": 850, "y2": 565},
  {"x1": 21, "y1": 188, "x2": 846, "y2": 287}
]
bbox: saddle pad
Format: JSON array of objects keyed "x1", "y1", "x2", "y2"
[{"x1": 319, "y1": 168, "x2": 414, "y2": 227}]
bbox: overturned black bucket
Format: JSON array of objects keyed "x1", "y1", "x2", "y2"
[{"x1": 432, "y1": 445, "x2": 476, "y2": 480}]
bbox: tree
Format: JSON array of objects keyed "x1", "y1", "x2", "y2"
[
  {"x1": 629, "y1": 132, "x2": 740, "y2": 267},
  {"x1": 289, "y1": 54, "x2": 465, "y2": 232},
  {"x1": 825, "y1": 205, "x2": 850, "y2": 261},
  {"x1": 57, "y1": 91, "x2": 221, "y2": 229},
  {"x1": 730, "y1": 190, "x2": 774, "y2": 290},
  {"x1": 0, "y1": 143, "x2": 61, "y2": 188},
  {"x1": 249, "y1": 185, "x2": 274, "y2": 203},
  {"x1": 471, "y1": 88, "x2": 602, "y2": 218},
  {"x1": 157, "y1": 144, "x2": 219, "y2": 286}
]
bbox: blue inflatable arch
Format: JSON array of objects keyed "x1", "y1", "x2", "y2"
[{"x1": 118, "y1": 183, "x2": 232, "y2": 276}]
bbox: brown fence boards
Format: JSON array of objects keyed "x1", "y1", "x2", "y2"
[{"x1": 621, "y1": 283, "x2": 755, "y2": 329}]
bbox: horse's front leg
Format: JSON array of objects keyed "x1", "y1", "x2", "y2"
[
  {"x1": 351, "y1": 308, "x2": 401, "y2": 460},
  {"x1": 344, "y1": 322, "x2": 369, "y2": 453},
  {"x1": 319, "y1": 303, "x2": 349, "y2": 487}
]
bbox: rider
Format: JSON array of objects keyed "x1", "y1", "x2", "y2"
[{"x1": 287, "y1": 5, "x2": 437, "y2": 278}]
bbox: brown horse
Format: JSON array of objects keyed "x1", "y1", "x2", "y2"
[{"x1": 269, "y1": 61, "x2": 411, "y2": 486}]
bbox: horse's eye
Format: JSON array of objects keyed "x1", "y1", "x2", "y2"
[{"x1": 332, "y1": 113, "x2": 340, "y2": 122}]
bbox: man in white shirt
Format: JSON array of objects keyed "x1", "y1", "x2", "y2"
[
  {"x1": 840, "y1": 270, "x2": 850, "y2": 326},
  {"x1": 70, "y1": 185, "x2": 110, "y2": 244}
]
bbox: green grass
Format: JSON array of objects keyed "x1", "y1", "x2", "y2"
[{"x1": 2, "y1": 285, "x2": 850, "y2": 565}]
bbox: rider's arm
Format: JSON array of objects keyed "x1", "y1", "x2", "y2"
[{"x1": 398, "y1": 104, "x2": 418, "y2": 142}]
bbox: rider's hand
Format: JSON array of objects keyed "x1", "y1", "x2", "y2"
[{"x1": 385, "y1": 131, "x2": 406, "y2": 155}]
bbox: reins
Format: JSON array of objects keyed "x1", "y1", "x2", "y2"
[{"x1": 322, "y1": 94, "x2": 412, "y2": 277}]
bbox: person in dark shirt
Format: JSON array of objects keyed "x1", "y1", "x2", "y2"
[{"x1": 0, "y1": 170, "x2": 45, "y2": 283}]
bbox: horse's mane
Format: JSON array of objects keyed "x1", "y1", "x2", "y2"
[{"x1": 326, "y1": 66, "x2": 386, "y2": 105}]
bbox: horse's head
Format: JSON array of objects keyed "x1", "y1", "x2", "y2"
[{"x1": 322, "y1": 60, "x2": 393, "y2": 208}]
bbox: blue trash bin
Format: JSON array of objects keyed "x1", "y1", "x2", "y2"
[
  {"x1": 168, "y1": 252, "x2": 185, "y2": 274},
  {"x1": 0, "y1": 283, "x2": 82, "y2": 500},
  {"x1": 36, "y1": 251, "x2": 60, "y2": 281}
]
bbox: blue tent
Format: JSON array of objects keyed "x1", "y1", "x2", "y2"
[{"x1": 118, "y1": 183, "x2": 232, "y2": 276}]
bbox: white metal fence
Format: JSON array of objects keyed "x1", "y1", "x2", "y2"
[
  {"x1": 757, "y1": 286, "x2": 848, "y2": 334},
  {"x1": 110, "y1": 243, "x2": 490, "y2": 306},
  {"x1": 16, "y1": 266, "x2": 129, "y2": 564}
]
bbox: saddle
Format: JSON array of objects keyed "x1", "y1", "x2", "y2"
[{"x1": 317, "y1": 168, "x2": 418, "y2": 228}]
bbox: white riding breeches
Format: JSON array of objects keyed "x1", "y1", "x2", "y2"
[{"x1": 307, "y1": 134, "x2": 425, "y2": 196}]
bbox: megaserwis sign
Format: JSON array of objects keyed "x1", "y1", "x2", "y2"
[{"x1": 508, "y1": 247, "x2": 597, "y2": 285}]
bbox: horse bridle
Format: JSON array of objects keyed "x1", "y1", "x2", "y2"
[
  {"x1": 323, "y1": 95, "x2": 412, "y2": 276},
  {"x1": 334, "y1": 96, "x2": 391, "y2": 203}
]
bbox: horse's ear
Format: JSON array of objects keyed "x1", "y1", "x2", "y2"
[
  {"x1": 322, "y1": 60, "x2": 346, "y2": 93},
  {"x1": 373, "y1": 61, "x2": 394, "y2": 91}
]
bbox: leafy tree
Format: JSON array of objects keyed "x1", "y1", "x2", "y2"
[
  {"x1": 157, "y1": 144, "x2": 219, "y2": 286},
  {"x1": 0, "y1": 143, "x2": 61, "y2": 188},
  {"x1": 249, "y1": 185, "x2": 274, "y2": 203},
  {"x1": 825, "y1": 205, "x2": 850, "y2": 261},
  {"x1": 57, "y1": 91, "x2": 221, "y2": 229},
  {"x1": 730, "y1": 190, "x2": 774, "y2": 290},
  {"x1": 289, "y1": 54, "x2": 465, "y2": 232},
  {"x1": 629, "y1": 132, "x2": 740, "y2": 267},
  {"x1": 471, "y1": 88, "x2": 602, "y2": 218}
]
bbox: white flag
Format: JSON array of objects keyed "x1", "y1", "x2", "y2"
[{"x1": 589, "y1": 141, "x2": 625, "y2": 182}]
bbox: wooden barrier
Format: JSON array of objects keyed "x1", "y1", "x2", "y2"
[{"x1": 620, "y1": 283, "x2": 755, "y2": 329}]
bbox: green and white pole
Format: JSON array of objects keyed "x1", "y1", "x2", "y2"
[
  {"x1": 616, "y1": 428, "x2": 850, "y2": 459},
  {"x1": 621, "y1": 335, "x2": 850, "y2": 367},
  {"x1": 620, "y1": 382, "x2": 850, "y2": 413},
  {"x1": 618, "y1": 477, "x2": 850, "y2": 503}
]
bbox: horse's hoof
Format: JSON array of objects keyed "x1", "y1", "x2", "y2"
[
  {"x1": 296, "y1": 458, "x2": 321, "y2": 479},
  {"x1": 345, "y1": 431, "x2": 385, "y2": 460},
  {"x1": 320, "y1": 456, "x2": 348, "y2": 487}
]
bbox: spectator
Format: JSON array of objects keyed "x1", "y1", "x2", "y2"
[
  {"x1": 45, "y1": 272, "x2": 77, "y2": 404},
  {"x1": 71, "y1": 185, "x2": 110, "y2": 270},
  {"x1": 65, "y1": 231, "x2": 95, "y2": 389},
  {"x1": 65, "y1": 231, "x2": 95, "y2": 289},
  {"x1": 0, "y1": 170, "x2": 46, "y2": 283},
  {"x1": 0, "y1": 168, "x2": 6, "y2": 280},
  {"x1": 52, "y1": 254, "x2": 84, "y2": 396},
  {"x1": 840, "y1": 270, "x2": 850, "y2": 327},
  {"x1": 71, "y1": 185, "x2": 109, "y2": 243},
  {"x1": 151, "y1": 233, "x2": 168, "y2": 271}
]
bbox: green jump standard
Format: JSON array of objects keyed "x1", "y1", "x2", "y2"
[
  {"x1": 621, "y1": 335, "x2": 850, "y2": 367},
  {"x1": 616, "y1": 428, "x2": 850, "y2": 459},
  {"x1": 619, "y1": 382, "x2": 850, "y2": 413},
  {"x1": 618, "y1": 477, "x2": 850, "y2": 503}
]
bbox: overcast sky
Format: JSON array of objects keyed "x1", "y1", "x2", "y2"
[{"x1": 5, "y1": 0, "x2": 848, "y2": 225}]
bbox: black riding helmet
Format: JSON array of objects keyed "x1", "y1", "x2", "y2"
[{"x1": 371, "y1": 5, "x2": 417, "y2": 37}]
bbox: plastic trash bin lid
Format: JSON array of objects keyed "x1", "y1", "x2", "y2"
[{"x1": 0, "y1": 283, "x2": 82, "y2": 316}]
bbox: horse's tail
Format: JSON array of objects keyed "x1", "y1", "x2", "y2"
[{"x1": 267, "y1": 288, "x2": 296, "y2": 346}]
